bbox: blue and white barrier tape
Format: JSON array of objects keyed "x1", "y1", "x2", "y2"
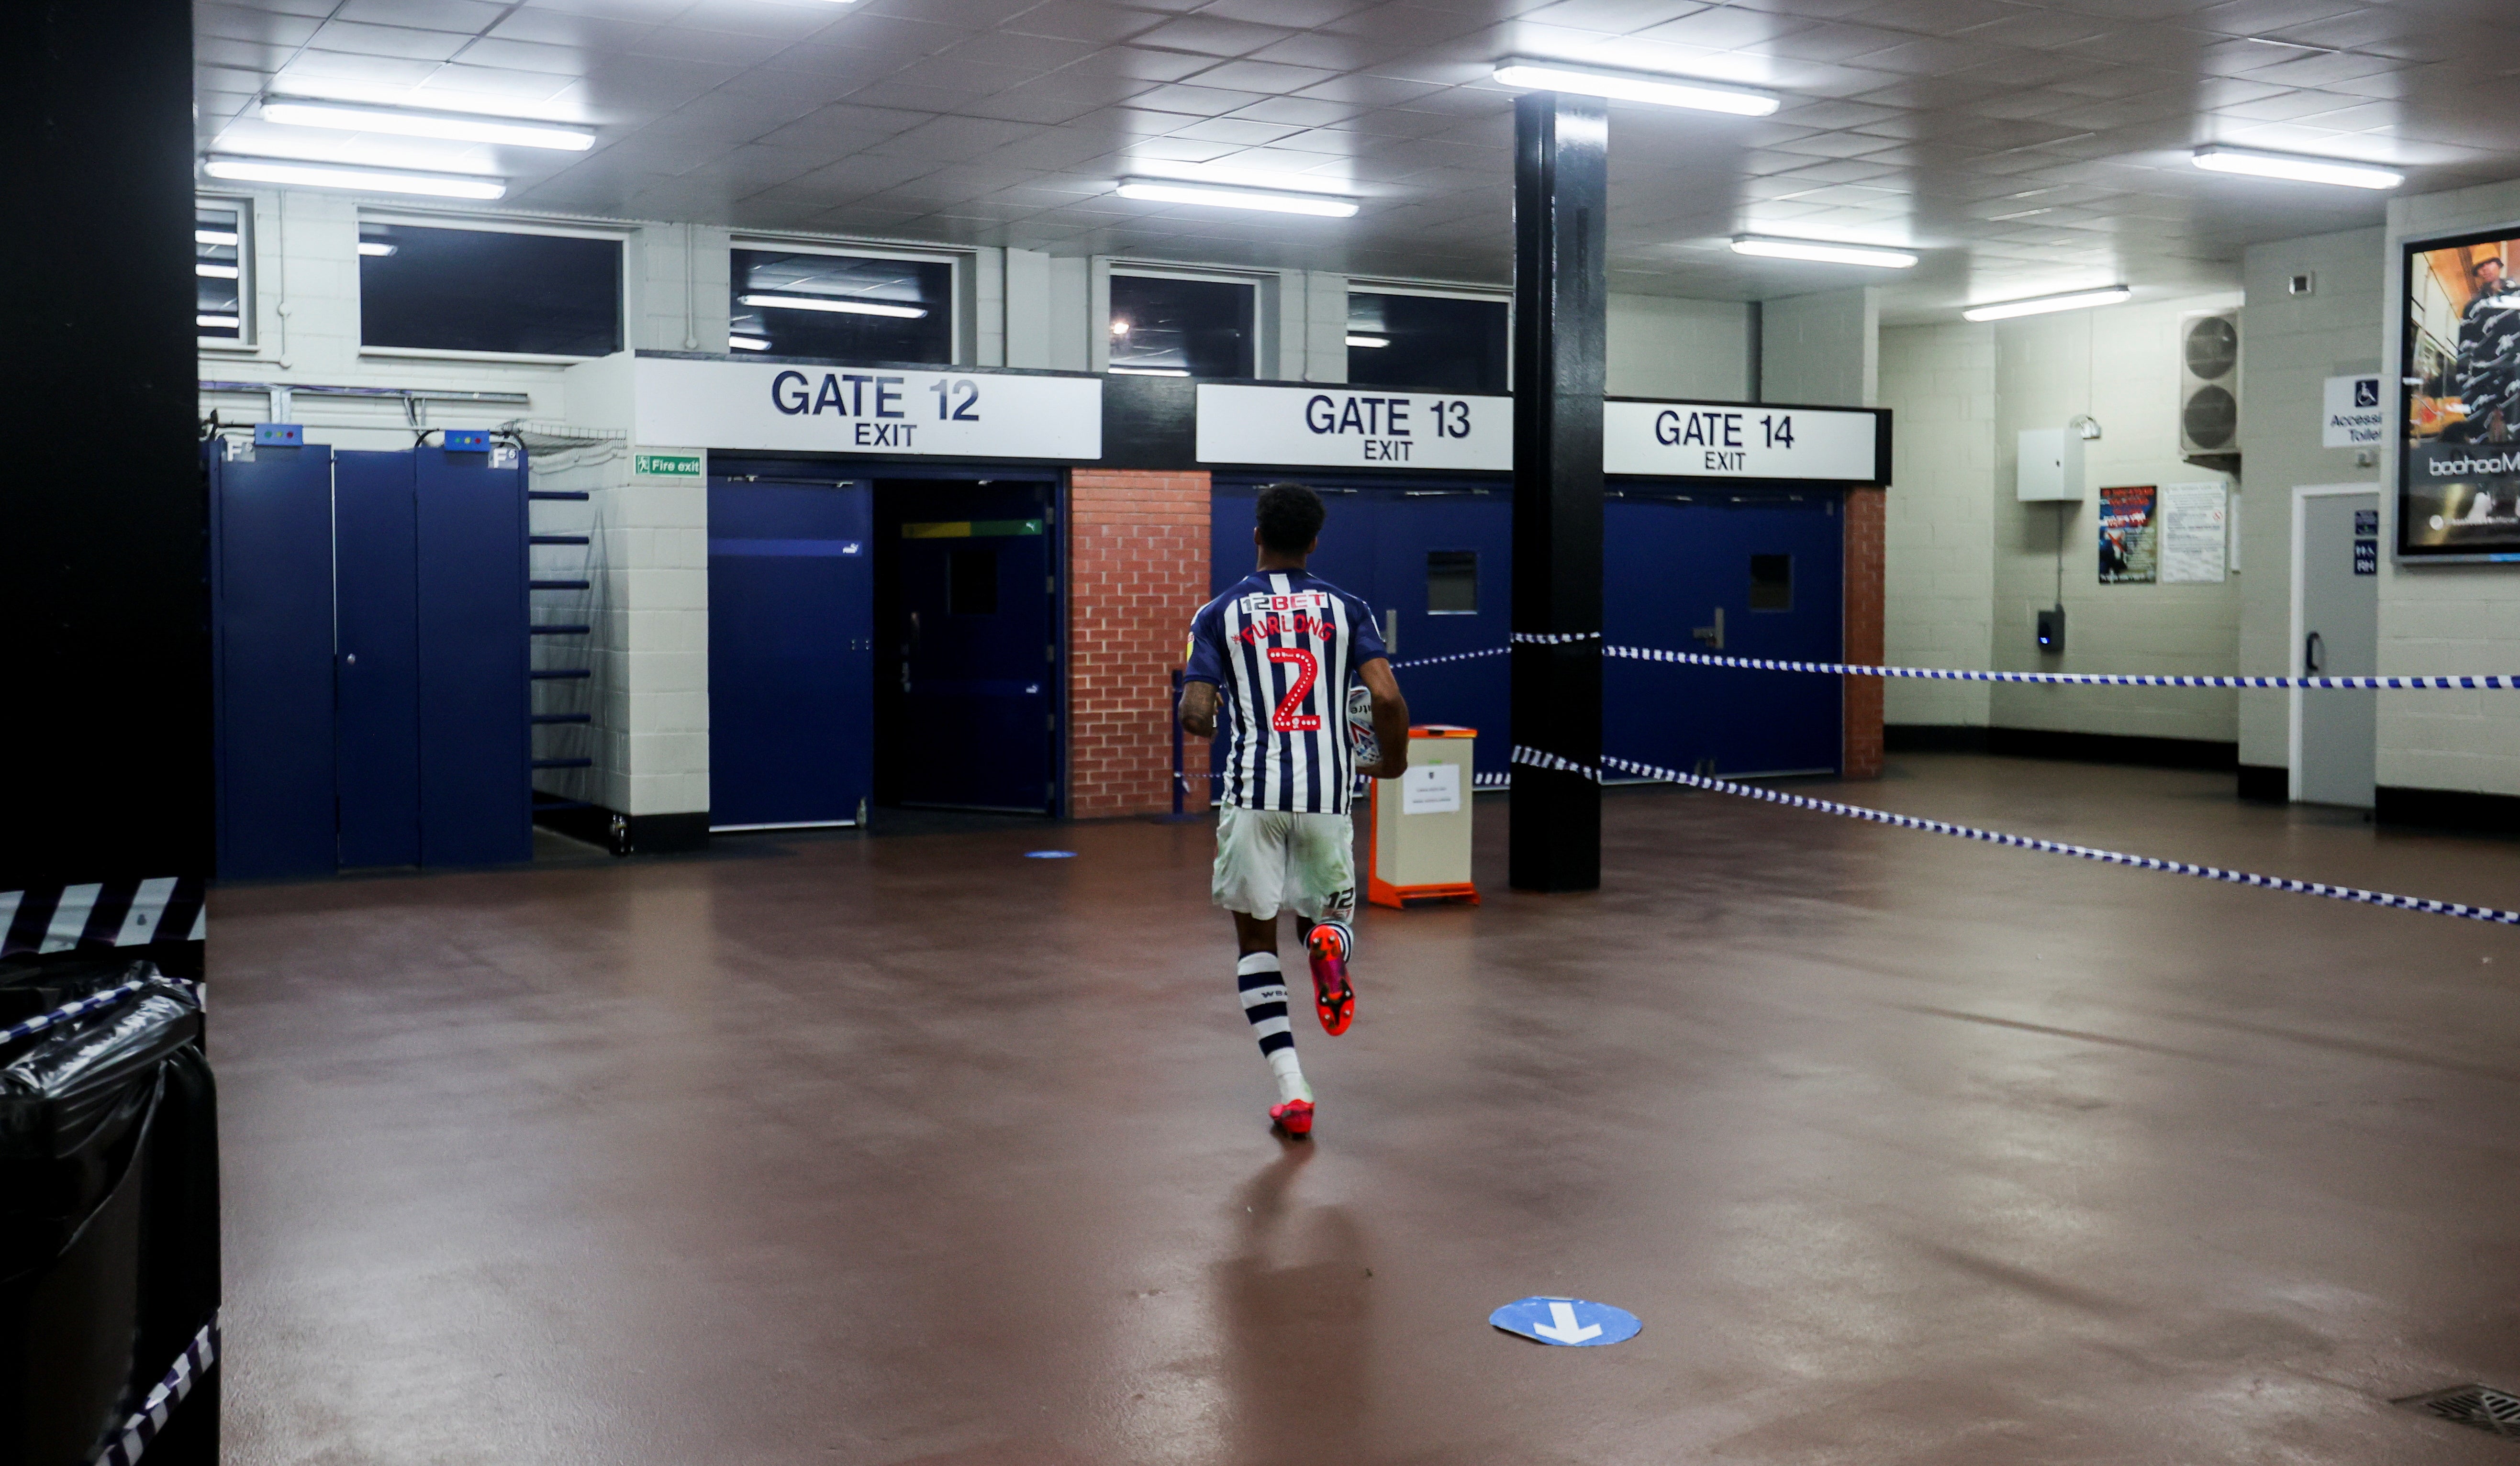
[
  {"x1": 1385, "y1": 632, "x2": 1596, "y2": 672},
  {"x1": 1511, "y1": 744, "x2": 1602, "y2": 779},
  {"x1": 1607, "y1": 645, "x2": 2520, "y2": 691},
  {"x1": 1386, "y1": 646, "x2": 1510, "y2": 671},
  {"x1": 98, "y1": 1314, "x2": 221, "y2": 1466},
  {"x1": 1390, "y1": 640, "x2": 2518, "y2": 689},
  {"x1": 1595, "y1": 752, "x2": 2520, "y2": 927},
  {"x1": 0, "y1": 977, "x2": 149, "y2": 1045}
]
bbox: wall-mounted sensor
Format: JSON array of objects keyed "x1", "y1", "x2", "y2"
[{"x1": 2036, "y1": 604, "x2": 2065, "y2": 653}]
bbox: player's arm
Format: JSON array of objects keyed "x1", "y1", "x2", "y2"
[
  {"x1": 1355, "y1": 657, "x2": 1409, "y2": 780},
  {"x1": 1180, "y1": 679, "x2": 1219, "y2": 739}
]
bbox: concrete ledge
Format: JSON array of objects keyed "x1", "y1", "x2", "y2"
[
  {"x1": 2376, "y1": 785, "x2": 2520, "y2": 838},
  {"x1": 2237, "y1": 764, "x2": 2288, "y2": 803},
  {"x1": 1887, "y1": 724, "x2": 2239, "y2": 771},
  {"x1": 533, "y1": 799, "x2": 711, "y2": 855}
]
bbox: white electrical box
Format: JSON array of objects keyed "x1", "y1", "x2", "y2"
[{"x1": 2016, "y1": 427, "x2": 2085, "y2": 501}]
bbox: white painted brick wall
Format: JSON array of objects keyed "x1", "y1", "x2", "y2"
[
  {"x1": 2236, "y1": 226, "x2": 2387, "y2": 773},
  {"x1": 1878, "y1": 321, "x2": 1994, "y2": 726},
  {"x1": 2381, "y1": 181, "x2": 2520, "y2": 796}
]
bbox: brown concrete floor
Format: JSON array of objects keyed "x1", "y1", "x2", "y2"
[{"x1": 211, "y1": 755, "x2": 2520, "y2": 1465}]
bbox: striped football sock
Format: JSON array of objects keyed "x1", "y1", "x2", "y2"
[{"x1": 1236, "y1": 951, "x2": 1310, "y2": 1104}]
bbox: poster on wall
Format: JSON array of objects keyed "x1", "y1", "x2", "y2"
[
  {"x1": 2098, "y1": 484, "x2": 2157, "y2": 584},
  {"x1": 2158, "y1": 481, "x2": 2228, "y2": 584},
  {"x1": 2400, "y1": 228, "x2": 2520, "y2": 560}
]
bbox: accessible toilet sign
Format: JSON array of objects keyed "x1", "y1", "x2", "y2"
[
  {"x1": 2323, "y1": 373, "x2": 2385, "y2": 448},
  {"x1": 629, "y1": 356, "x2": 1103, "y2": 460},
  {"x1": 1603, "y1": 400, "x2": 1882, "y2": 482},
  {"x1": 1196, "y1": 384, "x2": 1511, "y2": 471}
]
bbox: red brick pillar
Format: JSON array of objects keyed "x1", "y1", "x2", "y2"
[
  {"x1": 1068, "y1": 470, "x2": 1213, "y2": 818},
  {"x1": 1842, "y1": 485, "x2": 1885, "y2": 779}
]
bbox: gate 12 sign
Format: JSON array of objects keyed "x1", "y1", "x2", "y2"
[
  {"x1": 630, "y1": 356, "x2": 1103, "y2": 460},
  {"x1": 1195, "y1": 384, "x2": 1510, "y2": 471},
  {"x1": 1603, "y1": 400, "x2": 1881, "y2": 481}
]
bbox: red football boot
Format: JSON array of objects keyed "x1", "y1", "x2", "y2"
[
  {"x1": 1306, "y1": 923, "x2": 1354, "y2": 1036},
  {"x1": 1269, "y1": 1097, "x2": 1315, "y2": 1136}
]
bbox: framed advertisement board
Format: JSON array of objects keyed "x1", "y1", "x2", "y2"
[{"x1": 2400, "y1": 226, "x2": 2520, "y2": 561}]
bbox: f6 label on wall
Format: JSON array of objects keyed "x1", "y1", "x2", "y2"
[
  {"x1": 1602, "y1": 400, "x2": 1882, "y2": 481},
  {"x1": 631, "y1": 357, "x2": 1103, "y2": 460},
  {"x1": 1196, "y1": 384, "x2": 1511, "y2": 471}
]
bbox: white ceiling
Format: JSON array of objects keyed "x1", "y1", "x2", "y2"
[{"x1": 195, "y1": 0, "x2": 2520, "y2": 320}]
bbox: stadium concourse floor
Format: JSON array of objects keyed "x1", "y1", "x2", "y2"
[{"x1": 211, "y1": 754, "x2": 2520, "y2": 1465}]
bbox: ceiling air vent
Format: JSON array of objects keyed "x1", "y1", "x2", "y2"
[{"x1": 2179, "y1": 308, "x2": 2241, "y2": 465}]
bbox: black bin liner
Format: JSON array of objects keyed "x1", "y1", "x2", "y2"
[{"x1": 0, "y1": 956, "x2": 219, "y2": 1466}]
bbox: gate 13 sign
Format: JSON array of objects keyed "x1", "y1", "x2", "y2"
[
  {"x1": 1196, "y1": 384, "x2": 1511, "y2": 471},
  {"x1": 629, "y1": 356, "x2": 1103, "y2": 460},
  {"x1": 1602, "y1": 400, "x2": 1881, "y2": 481}
]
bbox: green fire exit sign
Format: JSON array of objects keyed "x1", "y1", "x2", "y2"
[{"x1": 634, "y1": 452, "x2": 701, "y2": 480}]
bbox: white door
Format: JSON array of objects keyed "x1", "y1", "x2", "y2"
[{"x1": 2292, "y1": 489, "x2": 2378, "y2": 807}]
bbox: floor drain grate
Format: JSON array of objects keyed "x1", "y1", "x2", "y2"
[{"x1": 2397, "y1": 1384, "x2": 2520, "y2": 1440}]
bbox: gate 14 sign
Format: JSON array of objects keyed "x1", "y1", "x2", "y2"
[
  {"x1": 629, "y1": 356, "x2": 1103, "y2": 460},
  {"x1": 1196, "y1": 384, "x2": 1511, "y2": 471},
  {"x1": 1602, "y1": 400, "x2": 1880, "y2": 481}
]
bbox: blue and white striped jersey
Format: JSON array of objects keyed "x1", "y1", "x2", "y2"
[{"x1": 1185, "y1": 570, "x2": 1387, "y2": 815}]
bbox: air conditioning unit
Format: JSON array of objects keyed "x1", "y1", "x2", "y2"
[{"x1": 2178, "y1": 308, "x2": 2241, "y2": 462}]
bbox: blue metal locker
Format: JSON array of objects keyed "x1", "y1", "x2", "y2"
[
  {"x1": 1604, "y1": 489, "x2": 1843, "y2": 778},
  {"x1": 209, "y1": 443, "x2": 338, "y2": 879},
  {"x1": 414, "y1": 447, "x2": 531, "y2": 866},
  {"x1": 334, "y1": 451, "x2": 422, "y2": 867},
  {"x1": 709, "y1": 478, "x2": 875, "y2": 828}
]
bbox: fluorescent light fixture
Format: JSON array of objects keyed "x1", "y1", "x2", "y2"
[
  {"x1": 357, "y1": 241, "x2": 396, "y2": 257},
  {"x1": 1115, "y1": 178, "x2": 1358, "y2": 218},
  {"x1": 195, "y1": 262, "x2": 240, "y2": 279},
  {"x1": 202, "y1": 156, "x2": 506, "y2": 200},
  {"x1": 737, "y1": 293, "x2": 927, "y2": 319},
  {"x1": 728, "y1": 335, "x2": 770, "y2": 351},
  {"x1": 1731, "y1": 235, "x2": 1917, "y2": 268},
  {"x1": 260, "y1": 98, "x2": 596, "y2": 151},
  {"x1": 1128, "y1": 161, "x2": 1354, "y2": 195},
  {"x1": 1109, "y1": 366, "x2": 1191, "y2": 377},
  {"x1": 1492, "y1": 59, "x2": 1777, "y2": 116},
  {"x1": 2191, "y1": 144, "x2": 2401, "y2": 190},
  {"x1": 1962, "y1": 286, "x2": 2133, "y2": 322},
  {"x1": 1346, "y1": 334, "x2": 1389, "y2": 348},
  {"x1": 195, "y1": 229, "x2": 237, "y2": 247},
  {"x1": 197, "y1": 315, "x2": 240, "y2": 330}
]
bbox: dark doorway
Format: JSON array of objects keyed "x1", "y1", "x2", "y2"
[{"x1": 874, "y1": 478, "x2": 1061, "y2": 814}]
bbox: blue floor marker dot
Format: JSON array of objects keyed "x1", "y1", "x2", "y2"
[
  {"x1": 1489, "y1": 1296, "x2": 1641, "y2": 1347},
  {"x1": 1024, "y1": 850, "x2": 1078, "y2": 859}
]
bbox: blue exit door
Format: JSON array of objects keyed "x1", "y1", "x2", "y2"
[
  {"x1": 1604, "y1": 488, "x2": 1843, "y2": 778},
  {"x1": 708, "y1": 478, "x2": 875, "y2": 829},
  {"x1": 1211, "y1": 478, "x2": 1514, "y2": 783}
]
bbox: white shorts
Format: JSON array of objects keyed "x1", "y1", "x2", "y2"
[{"x1": 1212, "y1": 806, "x2": 1356, "y2": 922}]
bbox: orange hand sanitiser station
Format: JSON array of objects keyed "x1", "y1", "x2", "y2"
[{"x1": 1366, "y1": 725, "x2": 1480, "y2": 908}]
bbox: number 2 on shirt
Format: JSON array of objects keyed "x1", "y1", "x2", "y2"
[{"x1": 1266, "y1": 647, "x2": 1322, "y2": 731}]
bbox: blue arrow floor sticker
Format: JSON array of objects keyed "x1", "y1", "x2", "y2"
[{"x1": 1490, "y1": 1297, "x2": 1641, "y2": 1347}]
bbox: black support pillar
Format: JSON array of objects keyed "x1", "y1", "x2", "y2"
[
  {"x1": 6, "y1": 0, "x2": 209, "y2": 897},
  {"x1": 1508, "y1": 90, "x2": 1607, "y2": 893}
]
